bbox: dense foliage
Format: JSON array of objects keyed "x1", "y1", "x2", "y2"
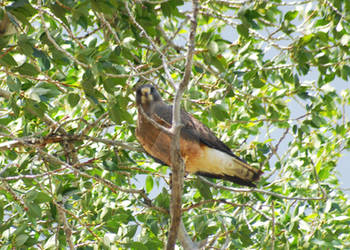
[{"x1": 0, "y1": 0, "x2": 350, "y2": 249}]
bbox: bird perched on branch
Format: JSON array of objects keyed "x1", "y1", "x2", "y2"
[{"x1": 135, "y1": 84, "x2": 262, "y2": 187}]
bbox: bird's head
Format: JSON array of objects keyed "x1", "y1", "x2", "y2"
[{"x1": 136, "y1": 84, "x2": 162, "y2": 107}]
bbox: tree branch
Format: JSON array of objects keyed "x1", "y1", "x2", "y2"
[
  {"x1": 38, "y1": 149, "x2": 145, "y2": 195},
  {"x1": 0, "y1": 133, "x2": 143, "y2": 153},
  {"x1": 56, "y1": 203, "x2": 75, "y2": 250},
  {"x1": 198, "y1": 176, "x2": 326, "y2": 201},
  {"x1": 182, "y1": 198, "x2": 272, "y2": 221},
  {"x1": 177, "y1": 220, "x2": 200, "y2": 250},
  {"x1": 53, "y1": 199, "x2": 102, "y2": 245},
  {"x1": 167, "y1": 1, "x2": 199, "y2": 249},
  {"x1": 85, "y1": 136, "x2": 144, "y2": 152},
  {"x1": 0, "y1": 167, "x2": 69, "y2": 181}
]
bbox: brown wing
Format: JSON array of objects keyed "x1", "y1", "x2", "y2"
[{"x1": 153, "y1": 101, "x2": 239, "y2": 158}]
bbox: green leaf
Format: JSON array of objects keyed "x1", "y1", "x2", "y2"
[
  {"x1": 124, "y1": 242, "x2": 146, "y2": 250},
  {"x1": 30, "y1": 82, "x2": 61, "y2": 101},
  {"x1": 6, "y1": 76, "x2": 21, "y2": 92},
  {"x1": 149, "y1": 221, "x2": 159, "y2": 236},
  {"x1": 108, "y1": 101, "x2": 123, "y2": 125},
  {"x1": 251, "y1": 101, "x2": 265, "y2": 116},
  {"x1": 300, "y1": 34, "x2": 314, "y2": 45},
  {"x1": 239, "y1": 225, "x2": 254, "y2": 246},
  {"x1": 161, "y1": 0, "x2": 183, "y2": 17},
  {"x1": 14, "y1": 224, "x2": 26, "y2": 236},
  {"x1": 285, "y1": 10, "x2": 298, "y2": 21},
  {"x1": 203, "y1": 53, "x2": 226, "y2": 72},
  {"x1": 0, "y1": 54, "x2": 18, "y2": 67},
  {"x1": 310, "y1": 114, "x2": 325, "y2": 128},
  {"x1": 198, "y1": 28, "x2": 215, "y2": 47},
  {"x1": 9, "y1": 95, "x2": 20, "y2": 117},
  {"x1": 145, "y1": 175, "x2": 154, "y2": 193},
  {"x1": 154, "y1": 188, "x2": 170, "y2": 209},
  {"x1": 208, "y1": 41, "x2": 219, "y2": 55},
  {"x1": 18, "y1": 35, "x2": 35, "y2": 56},
  {"x1": 108, "y1": 98, "x2": 133, "y2": 125},
  {"x1": 318, "y1": 167, "x2": 330, "y2": 180},
  {"x1": 103, "y1": 78, "x2": 127, "y2": 93},
  {"x1": 211, "y1": 104, "x2": 229, "y2": 121},
  {"x1": 211, "y1": 55, "x2": 226, "y2": 72},
  {"x1": 27, "y1": 202, "x2": 41, "y2": 218},
  {"x1": 15, "y1": 234, "x2": 29, "y2": 247},
  {"x1": 125, "y1": 224, "x2": 138, "y2": 238},
  {"x1": 108, "y1": 47, "x2": 125, "y2": 65},
  {"x1": 237, "y1": 24, "x2": 249, "y2": 38},
  {"x1": 33, "y1": 48, "x2": 51, "y2": 71},
  {"x1": 91, "y1": 0, "x2": 115, "y2": 16},
  {"x1": 35, "y1": 192, "x2": 52, "y2": 203},
  {"x1": 6, "y1": 149, "x2": 18, "y2": 161},
  {"x1": 195, "y1": 178, "x2": 213, "y2": 200},
  {"x1": 68, "y1": 93, "x2": 80, "y2": 107},
  {"x1": 341, "y1": 65, "x2": 350, "y2": 81},
  {"x1": 194, "y1": 65, "x2": 204, "y2": 73},
  {"x1": 23, "y1": 99, "x2": 47, "y2": 119},
  {"x1": 50, "y1": 2, "x2": 69, "y2": 26},
  {"x1": 77, "y1": 47, "x2": 97, "y2": 64},
  {"x1": 252, "y1": 76, "x2": 265, "y2": 88},
  {"x1": 26, "y1": 190, "x2": 38, "y2": 202},
  {"x1": 14, "y1": 63, "x2": 40, "y2": 76},
  {"x1": 82, "y1": 70, "x2": 97, "y2": 96}
]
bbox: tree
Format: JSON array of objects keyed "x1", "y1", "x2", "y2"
[{"x1": 0, "y1": 0, "x2": 350, "y2": 249}]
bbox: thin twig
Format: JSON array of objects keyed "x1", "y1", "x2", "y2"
[
  {"x1": 53, "y1": 200, "x2": 102, "y2": 244},
  {"x1": 218, "y1": 216, "x2": 230, "y2": 249},
  {"x1": 198, "y1": 176, "x2": 326, "y2": 201},
  {"x1": 38, "y1": 148, "x2": 146, "y2": 194},
  {"x1": 0, "y1": 167, "x2": 69, "y2": 181},
  {"x1": 182, "y1": 199, "x2": 272, "y2": 221},
  {"x1": 0, "y1": 133, "x2": 143, "y2": 153},
  {"x1": 56, "y1": 202, "x2": 75, "y2": 249},
  {"x1": 124, "y1": 1, "x2": 176, "y2": 88},
  {"x1": 310, "y1": 159, "x2": 328, "y2": 200},
  {"x1": 37, "y1": 0, "x2": 89, "y2": 69},
  {"x1": 86, "y1": 136, "x2": 144, "y2": 152},
  {"x1": 104, "y1": 50, "x2": 203, "y2": 79},
  {"x1": 271, "y1": 201, "x2": 275, "y2": 250},
  {"x1": 137, "y1": 106, "x2": 172, "y2": 136},
  {"x1": 33, "y1": 5, "x2": 85, "y2": 49}
]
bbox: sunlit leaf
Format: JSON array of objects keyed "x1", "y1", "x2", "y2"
[{"x1": 146, "y1": 175, "x2": 154, "y2": 193}]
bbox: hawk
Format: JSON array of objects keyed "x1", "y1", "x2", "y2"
[{"x1": 135, "y1": 84, "x2": 262, "y2": 187}]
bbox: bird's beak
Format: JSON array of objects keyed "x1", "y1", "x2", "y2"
[{"x1": 141, "y1": 87, "x2": 153, "y2": 104}]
